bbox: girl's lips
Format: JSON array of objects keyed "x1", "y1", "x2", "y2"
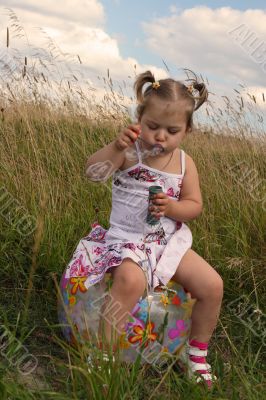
[
  {"x1": 154, "y1": 144, "x2": 165, "y2": 151},
  {"x1": 152, "y1": 144, "x2": 164, "y2": 155},
  {"x1": 136, "y1": 136, "x2": 164, "y2": 154}
]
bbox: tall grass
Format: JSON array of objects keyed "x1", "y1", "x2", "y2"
[{"x1": 0, "y1": 14, "x2": 265, "y2": 399}]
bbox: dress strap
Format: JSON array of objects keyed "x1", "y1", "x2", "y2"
[
  {"x1": 135, "y1": 140, "x2": 142, "y2": 164},
  {"x1": 180, "y1": 149, "x2": 186, "y2": 176}
]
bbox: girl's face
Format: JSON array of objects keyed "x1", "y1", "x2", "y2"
[{"x1": 138, "y1": 97, "x2": 190, "y2": 156}]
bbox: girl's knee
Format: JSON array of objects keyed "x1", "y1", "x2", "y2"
[
  {"x1": 113, "y1": 260, "x2": 146, "y2": 295},
  {"x1": 189, "y1": 269, "x2": 223, "y2": 301},
  {"x1": 207, "y1": 273, "x2": 224, "y2": 299}
]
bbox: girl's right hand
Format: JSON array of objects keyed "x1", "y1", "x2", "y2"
[{"x1": 114, "y1": 124, "x2": 141, "y2": 151}]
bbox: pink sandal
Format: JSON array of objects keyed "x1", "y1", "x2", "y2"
[{"x1": 177, "y1": 339, "x2": 217, "y2": 389}]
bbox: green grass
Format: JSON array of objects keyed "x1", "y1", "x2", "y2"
[
  {"x1": 0, "y1": 103, "x2": 265, "y2": 399},
  {"x1": 1, "y1": 15, "x2": 265, "y2": 397}
]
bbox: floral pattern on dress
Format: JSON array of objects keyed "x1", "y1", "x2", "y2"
[
  {"x1": 64, "y1": 147, "x2": 192, "y2": 290},
  {"x1": 144, "y1": 225, "x2": 167, "y2": 245},
  {"x1": 166, "y1": 180, "x2": 183, "y2": 200},
  {"x1": 166, "y1": 187, "x2": 175, "y2": 197},
  {"x1": 121, "y1": 242, "x2": 137, "y2": 251},
  {"x1": 136, "y1": 244, "x2": 151, "y2": 255},
  {"x1": 93, "y1": 244, "x2": 122, "y2": 268},
  {"x1": 175, "y1": 180, "x2": 183, "y2": 199},
  {"x1": 113, "y1": 177, "x2": 128, "y2": 188},
  {"x1": 84, "y1": 225, "x2": 106, "y2": 243},
  {"x1": 176, "y1": 221, "x2": 182, "y2": 230},
  {"x1": 128, "y1": 166, "x2": 160, "y2": 182},
  {"x1": 69, "y1": 254, "x2": 90, "y2": 277}
]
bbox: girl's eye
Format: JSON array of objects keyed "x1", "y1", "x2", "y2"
[{"x1": 148, "y1": 124, "x2": 179, "y2": 134}]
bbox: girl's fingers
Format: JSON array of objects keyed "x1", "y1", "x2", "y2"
[
  {"x1": 118, "y1": 126, "x2": 139, "y2": 147},
  {"x1": 115, "y1": 138, "x2": 128, "y2": 150},
  {"x1": 128, "y1": 124, "x2": 141, "y2": 134},
  {"x1": 151, "y1": 193, "x2": 167, "y2": 200},
  {"x1": 152, "y1": 199, "x2": 168, "y2": 205},
  {"x1": 124, "y1": 128, "x2": 139, "y2": 143},
  {"x1": 151, "y1": 210, "x2": 163, "y2": 218},
  {"x1": 151, "y1": 205, "x2": 161, "y2": 211},
  {"x1": 150, "y1": 194, "x2": 168, "y2": 216}
]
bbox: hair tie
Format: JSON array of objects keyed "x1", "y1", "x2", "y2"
[
  {"x1": 187, "y1": 84, "x2": 194, "y2": 94},
  {"x1": 152, "y1": 81, "x2": 160, "y2": 90}
]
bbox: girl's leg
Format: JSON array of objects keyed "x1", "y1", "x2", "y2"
[
  {"x1": 171, "y1": 249, "x2": 223, "y2": 388},
  {"x1": 98, "y1": 258, "x2": 147, "y2": 351},
  {"x1": 171, "y1": 249, "x2": 223, "y2": 342}
]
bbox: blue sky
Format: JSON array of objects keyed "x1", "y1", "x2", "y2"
[
  {"x1": 101, "y1": 0, "x2": 266, "y2": 69},
  {"x1": 0, "y1": 0, "x2": 266, "y2": 115}
]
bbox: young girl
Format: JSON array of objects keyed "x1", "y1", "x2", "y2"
[{"x1": 63, "y1": 70, "x2": 223, "y2": 389}]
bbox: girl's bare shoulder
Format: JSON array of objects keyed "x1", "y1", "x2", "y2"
[{"x1": 183, "y1": 152, "x2": 198, "y2": 174}]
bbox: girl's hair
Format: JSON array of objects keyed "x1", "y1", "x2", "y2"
[{"x1": 134, "y1": 70, "x2": 208, "y2": 130}]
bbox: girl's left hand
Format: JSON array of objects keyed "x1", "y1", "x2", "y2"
[{"x1": 149, "y1": 192, "x2": 170, "y2": 218}]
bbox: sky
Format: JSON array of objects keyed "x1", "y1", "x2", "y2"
[{"x1": 0, "y1": 1, "x2": 266, "y2": 113}]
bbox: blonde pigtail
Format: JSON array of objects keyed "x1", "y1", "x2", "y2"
[
  {"x1": 133, "y1": 70, "x2": 155, "y2": 104},
  {"x1": 183, "y1": 68, "x2": 208, "y2": 111},
  {"x1": 191, "y1": 82, "x2": 208, "y2": 111}
]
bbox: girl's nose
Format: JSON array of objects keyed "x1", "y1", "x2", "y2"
[{"x1": 155, "y1": 129, "x2": 166, "y2": 141}]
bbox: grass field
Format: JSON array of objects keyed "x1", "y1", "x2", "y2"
[
  {"x1": 0, "y1": 98, "x2": 265, "y2": 399},
  {"x1": 0, "y1": 21, "x2": 265, "y2": 397}
]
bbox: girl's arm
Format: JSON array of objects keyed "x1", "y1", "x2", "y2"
[
  {"x1": 165, "y1": 154, "x2": 203, "y2": 222},
  {"x1": 85, "y1": 124, "x2": 140, "y2": 182},
  {"x1": 85, "y1": 140, "x2": 127, "y2": 182}
]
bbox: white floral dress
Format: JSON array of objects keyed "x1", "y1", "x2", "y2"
[{"x1": 64, "y1": 139, "x2": 193, "y2": 290}]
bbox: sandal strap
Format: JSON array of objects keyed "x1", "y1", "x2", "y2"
[
  {"x1": 189, "y1": 361, "x2": 211, "y2": 372},
  {"x1": 189, "y1": 360, "x2": 218, "y2": 382},
  {"x1": 186, "y1": 347, "x2": 208, "y2": 356},
  {"x1": 196, "y1": 373, "x2": 217, "y2": 382}
]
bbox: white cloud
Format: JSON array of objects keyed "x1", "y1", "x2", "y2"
[
  {"x1": 6, "y1": 3, "x2": 264, "y2": 117},
  {"x1": 0, "y1": 1, "x2": 168, "y2": 114},
  {"x1": 2, "y1": 0, "x2": 105, "y2": 27},
  {"x1": 0, "y1": 1, "x2": 167, "y2": 97},
  {"x1": 142, "y1": 6, "x2": 266, "y2": 89}
]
